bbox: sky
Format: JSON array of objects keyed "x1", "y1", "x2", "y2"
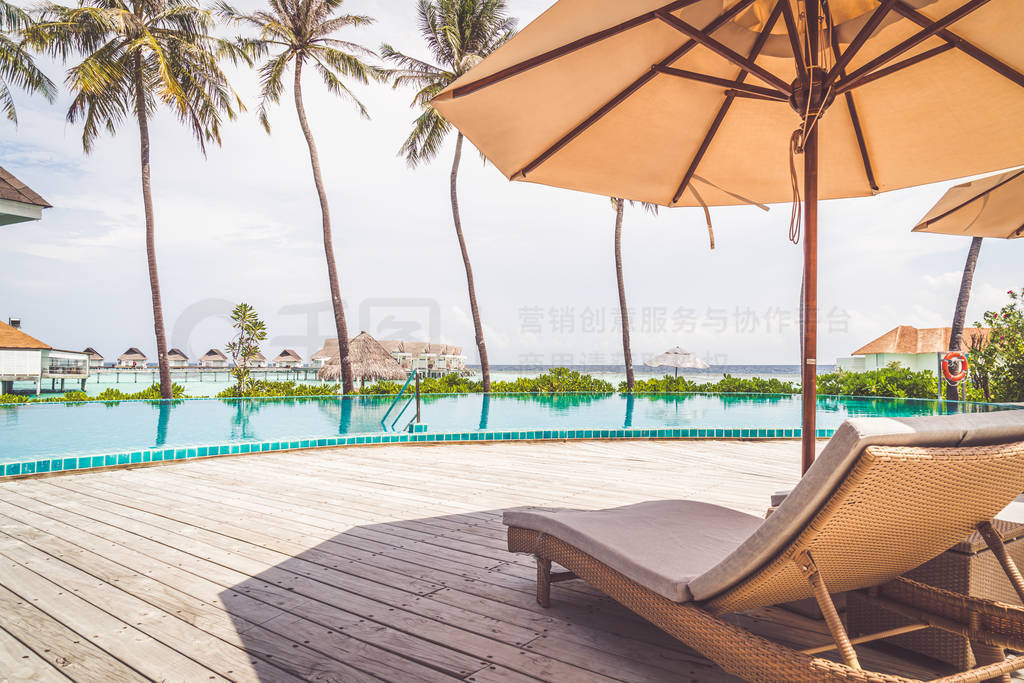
[{"x1": 1, "y1": 0, "x2": 1021, "y2": 368}]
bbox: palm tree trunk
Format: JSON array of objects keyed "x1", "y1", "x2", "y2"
[
  {"x1": 134, "y1": 54, "x2": 172, "y2": 400},
  {"x1": 450, "y1": 133, "x2": 490, "y2": 391},
  {"x1": 614, "y1": 199, "x2": 634, "y2": 391},
  {"x1": 293, "y1": 59, "x2": 353, "y2": 394},
  {"x1": 945, "y1": 236, "x2": 984, "y2": 401}
]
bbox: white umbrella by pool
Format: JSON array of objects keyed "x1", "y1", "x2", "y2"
[{"x1": 645, "y1": 346, "x2": 711, "y2": 377}]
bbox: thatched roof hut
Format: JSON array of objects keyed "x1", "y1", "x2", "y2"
[
  {"x1": 82, "y1": 347, "x2": 103, "y2": 361},
  {"x1": 118, "y1": 347, "x2": 147, "y2": 362},
  {"x1": 319, "y1": 331, "x2": 406, "y2": 382},
  {"x1": 167, "y1": 348, "x2": 189, "y2": 362}
]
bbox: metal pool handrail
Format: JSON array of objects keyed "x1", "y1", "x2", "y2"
[{"x1": 380, "y1": 372, "x2": 418, "y2": 432}]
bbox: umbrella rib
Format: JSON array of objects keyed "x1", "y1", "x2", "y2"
[
  {"x1": 834, "y1": 43, "x2": 954, "y2": 95},
  {"x1": 890, "y1": 1, "x2": 1024, "y2": 90},
  {"x1": 669, "y1": 0, "x2": 785, "y2": 206},
  {"x1": 653, "y1": 66, "x2": 787, "y2": 100},
  {"x1": 511, "y1": 0, "x2": 757, "y2": 180},
  {"x1": 653, "y1": 11, "x2": 792, "y2": 94},
  {"x1": 828, "y1": 27, "x2": 879, "y2": 193},
  {"x1": 779, "y1": 0, "x2": 807, "y2": 86},
  {"x1": 840, "y1": 0, "x2": 994, "y2": 89},
  {"x1": 450, "y1": 0, "x2": 705, "y2": 98},
  {"x1": 825, "y1": 0, "x2": 899, "y2": 89}
]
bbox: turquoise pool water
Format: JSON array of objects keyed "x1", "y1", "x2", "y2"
[{"x1": 0, "y1": 393, "x2": 1016, "y2": 466}]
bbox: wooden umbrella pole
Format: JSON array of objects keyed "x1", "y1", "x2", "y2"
[{"x1": 801, "y1": 0, "x2": 822, "y2": 474}]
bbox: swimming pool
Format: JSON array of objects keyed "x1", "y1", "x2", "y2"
[{"x1": 0, "y1": 393, "x2": 1017, "y2": 477}]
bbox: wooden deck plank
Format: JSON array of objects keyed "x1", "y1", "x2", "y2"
[
  {"x1": 0, "y1": 439, "x2": 955, "y2": 682},
  {"x1": 0, "y1": 624, "x2": 70, "y2": 683}
]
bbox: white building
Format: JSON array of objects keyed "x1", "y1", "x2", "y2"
[
  {"x1": 272, "y1": 349, "x2": 303, "y2": 368},
  {"x1": 198, "y1": 349, "x2": 229, "y2": 368},
  {"x1": 836, "y1": 326, "x2": 991, "y2": 373},
  {"x1": 250, "y1": 352, "x2": 268, "y2": 368},
  {"x1": 117, "y1": 347, "x2": 148, "y2": 368},
  {"x1": 167, "y1": 348, "x2": 189, "y2": 368},
  {"x1": 0, "y1": 319, "x2": 89, "y2": 395}
]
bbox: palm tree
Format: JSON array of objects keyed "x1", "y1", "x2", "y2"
[
  {"x1": 946, "y1": 236, "x2": 984, "y2": 401},
  {"x1": 218, "y1": 0, "x2": 382, "y2": 395},
  {"x1": 29, "y1": 0, "x2": 242, "y2": 399},
  {"x1": 0, "y1": 0, "x2": 57, "y2": 122},
  {"x1": 612, "y1": 198, "x2": 658, "y2": 392},
  {"x1": 381, "y1": 0, "x2": 516, "y2": 393}
]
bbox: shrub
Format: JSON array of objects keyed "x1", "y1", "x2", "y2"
[
  {"x1": 816, "y1": 363, "x2": 936, "y2": 399},
  {"x1": 217, "y1": 381, "x2": 340, "y2": 398},
  {"x1": 623, "y1": 374, "x2": 799, "y2": 394},
  {"x1": 0, "y1": 383, "x2": 187, "y2": 406}
]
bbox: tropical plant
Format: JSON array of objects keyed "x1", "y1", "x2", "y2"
[
  {"x1": 381, "y1": 0, "x2": 517, "y2": 393},
  {"x1": 971, "y1": 288, "x2": 1024, "y2": 403},
  {"x1": 610, "y1": 197, "x2": 659, "y2": 391},
  {"x1": 225, "y1": 302, "x2": 268, "y2": 394},
  {"x1": 0, "y1": 383, "x2": 187, "y2": 405},
  {"x1": 945, "y1": 236, "x2": 984, "y2": 400},
  {"x1": 28, "y1": 0, "x2": 243, "y2": 399},
  {"x1": 0, "y1": 0, "x2": 57, "y2": 122},
  {"x1": 816, "y1": 363, "x2": 937, "y2": 399},
  {"x1": 218, "y1": 0, "x2": 384, "y2": 396}
]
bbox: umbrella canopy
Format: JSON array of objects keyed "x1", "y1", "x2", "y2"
[
  {"x1": 319, "y1": 332, "x2": 407, "y2": 382},
  {"x1": 913, "y1": 168, "x2": 1024, "y2": 239},
  {"x1": 645, "y1": 347, "x2": 712, "y2": 371},
  {"x1": 433, "y1": 0, "x2": 1024, "y2": 472}
]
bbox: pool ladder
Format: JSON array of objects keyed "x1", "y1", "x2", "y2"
[{"x1": 380, "y1": 372, "x2": 421, "y2": 433}]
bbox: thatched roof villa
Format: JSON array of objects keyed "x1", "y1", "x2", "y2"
[
  {"x1": 117, "y1": 348, "x2": 147, "y2": 368},
  {"x1": 167, "y1": 348, "x2": 189, "y2": 368},
  {"x1": 82, "y1": 347, "x2": 104, "y2": 369},
  {"x1": 272, "y1": 349, "x2": 303, "y2": 368},
  {"x1": 198, "y1": 349, "x2": 229, "y2": 368}
]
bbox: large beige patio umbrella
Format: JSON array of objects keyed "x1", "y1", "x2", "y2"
[
  {"x1": 913, "y1": 168, "x2": 1024, "y2": 239},
  {"x1": 433, "y1": 0, "x2": 1024, "y2": 472}
]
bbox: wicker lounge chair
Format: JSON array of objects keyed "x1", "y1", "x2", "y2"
[{"x1": 505, "y1": 412, "x2": 1024, "y2": 682}]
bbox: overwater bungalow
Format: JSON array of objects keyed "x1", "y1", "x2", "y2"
[
  {"x1": 167, "y1": 348, "x2": 189, "y2": 368},
  {"x1": 116, "y1": 347, "x2": 147, "y2": 368},
  {"x1": 272, "y1": 349, "x2": 303, "y2": 368},
  {"x1": 837, "y1": 326, "x2": 992, "y2": 373},
  {"x1": 0, "y1": 319, "x2": 89, "y2": 394},
  {"x1": 198, "y1": 348, "x2": 229, "y2": 368},
  {"x1": 82, "y1": 347, "x2": 104, "y2": 370},
  {"x1": 250, "y1": 351, "x2": 268, "y2": 368}
]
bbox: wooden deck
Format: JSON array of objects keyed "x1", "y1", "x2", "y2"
[{"x1": 0, "y1": 439, "x2": 971, "y2": 682}]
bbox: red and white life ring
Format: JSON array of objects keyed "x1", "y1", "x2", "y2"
[{"x1": 942, "y1": 351, "x2": 969, "y2": 384}]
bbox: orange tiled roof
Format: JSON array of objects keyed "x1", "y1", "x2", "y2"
[
  {"x1": 853, "y1": 326, "x2": 991, "y2": 355},
  {"x1": 0, "y1": 320, "x2": 50, "y2": 350}
]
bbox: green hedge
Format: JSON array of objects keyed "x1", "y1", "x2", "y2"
[
  {"x1": 217, "y1": 381, "x2": 341, "y2": 398},
  {"x1": 356, "y1": 368, "x2": 614, "y2": 395}
]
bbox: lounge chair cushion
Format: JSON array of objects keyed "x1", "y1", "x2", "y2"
[
  {"x1": 504, "y1": 500, "x2": 763, "y2": 603},
  {"x1": 687, "y1": 410, "x2": 1024, "y2": 602}
]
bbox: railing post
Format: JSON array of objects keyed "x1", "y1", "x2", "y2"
[{"x1": 415, "y1": 372, "x2": 421, "y2": 424}]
